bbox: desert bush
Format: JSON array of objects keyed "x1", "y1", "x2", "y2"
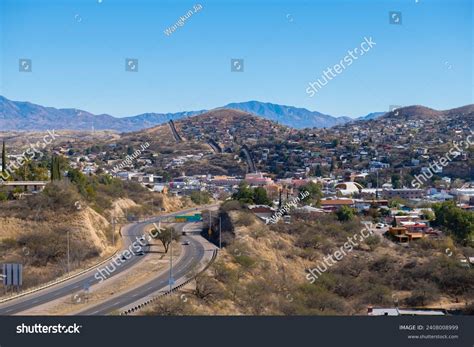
[
  {"x1": 365, "y1": 235, "x2": 381, "y2": 250},
  {"x1": 211, "y1": 261, "x2": 241, "y2": 300},
  {"x1": 297, "y1": 284, "x2": 348, "y2": 315},
  {"x1": 406, "y1": 257, "x2": 474, "y2": 295},
  {"x1": 17, "y1": 229, "x2": 67, "y2": 266},
  {"x1": 236, "y1": 212, "x2": 255, "y2": 227},
  {"x1": 190, "y1": 191, "x2": 211, "y2": 205},
  {"x1": 144, "y1": 295, "x2": 195, "y2": 316},
  {"x1": 26, "y1": 181, "x2": 82, "y2": 216},
  {"x1": 220, "y1": 200, "x2": 242, "y2": 212},
  {"x1": 16, "y1": 227, "x2": 100, "y2": 267},
  {"x1": 0, "y1": 237, "x2": 17, "y2": 250},
  {"x1": 331, "y1": 274, "x2": 363, "y2": 299},
  {"x1": 369, "y1": 255, "x2": 396, "y2": 273},
  {"x1": 332, "y1": 257, "x2": 366, "y2": 278},
  {"x1": 239, "y1": 279, "x2": 274, "y2": 315},
  {"x1": 233, "y1": 253, "x2": 256, "y2": 269},
  {"x1": 194, "y1": 273, "x2": 223, "y2": 302},
  {"x1": 123, "y1": 180, "x2": 148, "y2": 198},
  {"x1": 212, "y1": 261, "x2": 238, "y2": 283},
  {"x1": 295, "y1": 232, "x2": 323, "y2": 249},
  {"x1": 360, "y1": 284, "x2": 392, "y2": 306},
  {"x1": 91, "y1": 195, "x2": 112, "y2": 214},
  {"x1": 403, "y1": 281, "x2": 440, "y2": 307},
  {"x1": 22, "y1": 266, "x2": 64, "y2": 288}
]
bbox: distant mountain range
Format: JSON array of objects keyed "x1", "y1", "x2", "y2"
[
  {"x1": 0, "y1": 95, "x2": 386, "y2": 132},
  {"x1": 222, "y1": 101, "x2": 354, "y2": 128},
  {"x1": 0, "y1": 96, "x2": 206, "y2": 132},
  {"x1": 358, "y1": 111, "x2": 386, "y2": 121}
]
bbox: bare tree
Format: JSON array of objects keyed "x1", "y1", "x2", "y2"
[
  {"x1": 194, "y1": 273, "x2": 220, "y2": 301},
  {"x1": 152, "y1": 226, "x2": 180, "y2": 253},
  {"x1": 144, "y1": 295, "x2": 193, "y2": 316}
]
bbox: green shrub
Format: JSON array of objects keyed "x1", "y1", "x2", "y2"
[
  {"x1": 220, "y1": 200, "x2": 242, "y2": 212},
  {"x1": 236, "y1": 212, "x2": 254, "y2": 227},
  {"x1": 0, "y1": 191, "x2": 8, "y2": 201},
  {"x1": 190, "y1": 191, "x2": 211, "y2": 205}
]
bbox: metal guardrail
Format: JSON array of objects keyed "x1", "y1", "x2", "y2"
[
  {"x1": 0, "y1": 250, "x2": 118, "y2": 304},
  {"x1": 0, "y1": 205, "x2": 218, "y2": 307},
  {"x1": 119, "y1": 248, "x2": 218, "y2": 315}
]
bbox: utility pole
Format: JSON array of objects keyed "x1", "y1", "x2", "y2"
[
  {"x1": 67, "y1": 230, "x2": 70, "y2": 273},
  {"x1": 209, "y1": 210, "x2": 212, "y2": 236},
  {"x1": 112, "y1": 216, "x2": 115, "y2": 246},
  {"x1": 219, "y1": 216, "x2": 222, "y2": 250},
  {"x1": 169, "y1": 228, "x2": 173, "y2": 293},
  {"x1": 376, "y1": 170, "x2": 379, "y2": 200}
]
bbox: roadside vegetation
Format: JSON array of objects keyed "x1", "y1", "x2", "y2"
[
  {"x1": 145, "y1": 205, "x2": 474, "y2": 316},
  {"x1": 0, "y1": 154, "x2": 173, "y2": 291}
]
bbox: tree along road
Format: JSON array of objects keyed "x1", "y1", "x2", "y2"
[
  {"x1": 0, "y1": 206, "x2": 216, "y2": 315},
  {"x1": 76, "y1": 222, "x2": 209, "y2": 315}
]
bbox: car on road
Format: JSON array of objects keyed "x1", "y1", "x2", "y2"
[
  {"x1": 182, "y1": 240, "x2": 190, "y2": 245},
  {"x1": 376, "y1": 223, "x2": 387, "y2": 229}
]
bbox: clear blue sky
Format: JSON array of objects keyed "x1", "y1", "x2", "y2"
[{"x1": 0, "y1": 0, "x2": 472, "y2": 118}]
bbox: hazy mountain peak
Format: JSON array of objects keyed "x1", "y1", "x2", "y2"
[{"x1": 222, "y1": 100, "x2": 352, "y2": 128}]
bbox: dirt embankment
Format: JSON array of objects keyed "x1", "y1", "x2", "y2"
[
  {"x1": 0, "y1": 194, "x2": 204, "y2": 292},
  {"x1": 0, "y1": 207, "x2": 111, "y2": 255},
  {"x1": 0, "y1": 206, "x2": 113, "y2": 291}
]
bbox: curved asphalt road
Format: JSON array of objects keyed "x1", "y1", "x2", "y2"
[
  {"x1": 0, "y1": 206, "x2": 214, "y2": 315},
  {"x1": 77, "y1": 224, "x2": 205, "y2": 315}
]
